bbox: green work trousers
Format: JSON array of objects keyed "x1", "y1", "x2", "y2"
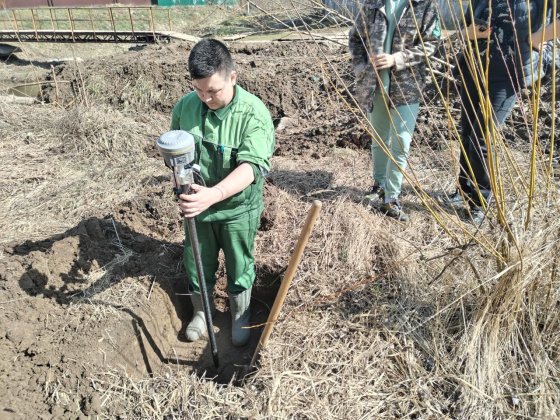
[{"x1": 183, "y1": 210, "x2": 261, "y2": 294}]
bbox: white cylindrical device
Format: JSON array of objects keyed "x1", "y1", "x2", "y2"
[{"x1": 156, "y1": 130, "x2": 196, "y2": 168}]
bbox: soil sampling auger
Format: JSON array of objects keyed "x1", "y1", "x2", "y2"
[{"x1": 156, "y1": 130, "x2": 219, "y2": 369}]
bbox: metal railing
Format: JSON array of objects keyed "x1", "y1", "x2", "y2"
[{"x1": 0, "y1": 6, "x2": 174, "y2": 43}]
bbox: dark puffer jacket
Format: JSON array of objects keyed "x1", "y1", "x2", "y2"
[
  {"x1": 463, "y1": 0, "x2": 560, "y2": 86},
  {"x1": 349, "y1": 0, "x2": 441, "y2": 112}
]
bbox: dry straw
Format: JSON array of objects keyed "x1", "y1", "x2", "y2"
[{"x1": 1, "y1": 1, "x2": 559, "y2": 418}]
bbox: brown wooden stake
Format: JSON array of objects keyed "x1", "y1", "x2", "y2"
[
  {"x1": 88, "y1": 8, "x2": 95, "y2": 34},
  {"x1": 109, "y1": 7, "x2": 116, "y2": 35},
  {"x1": 167, "y1": 8, "x2": 172, "y2": 31},
  {"x1": 148, "y1": 7, "x2": 153, "y2": 33},
  {"x1": 249, "y1": 200, "x2": 322, "y2": 370},
  {"x1": 73, "y1": 53, "x2": 89, "y2": 107}
]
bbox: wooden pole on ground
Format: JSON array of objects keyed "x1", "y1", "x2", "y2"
[
  {"x1": 109, "y1": 7, "x2": 116, "y2": 35},
  {"x1": 249, "y1": 200, "x2": 322, "y2": 370}
]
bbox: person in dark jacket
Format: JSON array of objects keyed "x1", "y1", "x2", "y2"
[{"x1": 444, "y1": 0, "x2": 560, "y2": 224}]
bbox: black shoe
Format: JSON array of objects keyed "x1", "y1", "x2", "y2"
[
  {"x1": 552, "y1": 156, "x2": 560, "y2": 178},
  {"x1": 467, "y1": 206, "x2": 486, "y2": 226},
  {"x1": 443, "y1": 189, "x2": 467, "y2": 208},
  {"x1": 380, "y1": 199, "x2": 410, "y2": 222},
  {"x1": 363, "y1": 183, "x2": 385, "y2": 208}
]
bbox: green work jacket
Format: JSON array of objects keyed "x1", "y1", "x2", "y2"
[{"x1": 171, "y1": 85, "x2": 275, "y2": 222}]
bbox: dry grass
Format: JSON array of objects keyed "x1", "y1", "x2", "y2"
[
  {"x1": 1, "y1": 3, "x2": 560, "y2": 419},
  {"x1": 0, "y1": 103, "x2": 168, "y2": 243},
  {"x1": 2, "y1": 102, "x2": 559, "y2": 418}
]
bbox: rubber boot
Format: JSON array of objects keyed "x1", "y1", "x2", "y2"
[
  {"x1": 229, "y1": 288, "x2": 252, "y2": 347},
  {"x1": 185, "y1": 293, "x2": 214, "y2": 342}
]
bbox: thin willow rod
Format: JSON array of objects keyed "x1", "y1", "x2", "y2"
[
  {"x1": 460, "y1": 1, "x2": 493, "y2": 110},
  {"x1": 478, "y1": 6, "x2": 506, "y2": 226},
  {"x1": 526, "y1": 0, "x2": 551, "y2": 227},
  {"x1": 384, "y1": 9, "x2": 465, "y2": 158},
  {"x1": 322, "y1": 56, "x2": 504, "y2": 259},
  {"x1": 512, "y1": 1, "x2": 537, "y2": 92},
  {"x1": 432, "y1": 6, "x2": 498, "y2": 208},
  {"x1": 480, "y1": 59, "x2": 533, "y2": 227},
  {"x1": 401, "y1": 5, "x2": 487, "y2": 196},
  {"x1": 388, "y1": 46, "x2": 466, "y2": 210},
  {"x1": 492, "y1": 126, "x2": 531, "y2": 208},
  {"x1": 407, "y1": 4, "x2": 492, "y2": 196},
  {"x1": 546, "y1": 3, "x2": 558, "y2": 193},
  {"x1": 387, "y1": 39, "x2": 482, "y2": 214},
  {"x1": 407, "y1": 257, "x2": 532, "y2": 334},
  {"x1": 473, "y1": 5, "x2": 510, "y2": 227},
  {"x1": 388, "y1": 7, "x2": 510, "y2": 254},
  {"x1": 450, "y1": 2, "x2": 525, "y2": 251},
  {"x1": 410, "y1": 1, "x2": 524, "y2": 257},
  {"x1": 483, "y1": 66, "x2": 540, "y2": 200}
]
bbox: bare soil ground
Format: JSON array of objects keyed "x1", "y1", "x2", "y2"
[{"x1": 1, "y1": 19, "x2": 559, "y2": 420}]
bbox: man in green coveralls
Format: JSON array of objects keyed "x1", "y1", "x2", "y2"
[{"x1": 171, "y1": 39, "x2": 275, "y2": 347}]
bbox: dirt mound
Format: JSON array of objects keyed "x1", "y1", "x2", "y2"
[
  {"x1": 43, "y1": 41, "x2": 362, "y2": 158},
  {"x1": 43, "y1": 42, "x2": 341, "y2": 116}
]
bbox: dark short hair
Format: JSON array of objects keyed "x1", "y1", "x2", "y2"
[{"x1": 188, "y1": 38, "x2": 234, "y2": 79}]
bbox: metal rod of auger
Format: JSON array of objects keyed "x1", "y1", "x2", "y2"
[
  {"x1": 182, "y1": 185, "x2": 219, "y2": 369},
  {"x1": 249, "y1": 200, "x2": 322, "y2": 371}
]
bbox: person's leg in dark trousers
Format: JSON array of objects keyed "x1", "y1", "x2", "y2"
[
  {"x1": 458, "y1": 74, "x2": 478, "y2": 200},
  {"x1": 458, "y1": 74, "x2": 518, "y2": 209}
]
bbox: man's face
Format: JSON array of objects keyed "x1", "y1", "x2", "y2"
[{"x1": 192, "y1": 70, "x2": 236, "y2": 110}]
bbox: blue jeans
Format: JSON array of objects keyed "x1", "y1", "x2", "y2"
[{"x1": 459, "y1": 72, "x2": 518, "y2": 207}]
